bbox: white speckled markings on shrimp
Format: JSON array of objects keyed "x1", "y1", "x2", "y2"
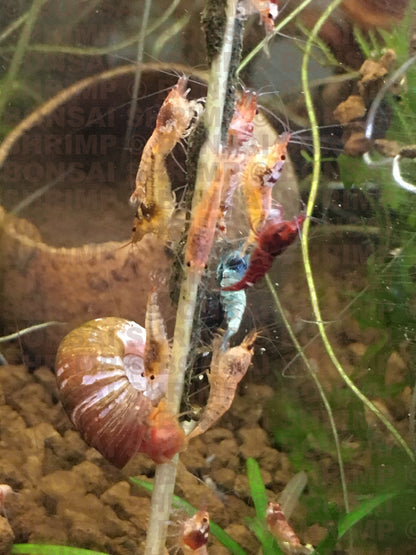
[{"x1": 187, "y1": 330, "x2": 257, "y2": 440}]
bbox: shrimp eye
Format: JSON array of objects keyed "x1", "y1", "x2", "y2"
[
  {"x1": 150, "y1": 374, "x2": 155, "y2": 380},
  {"x1": 281, "y1": 155, "x2": 286, "y2": 161},
  {"x1": 267, "y1": 13, "x2": 273, "y2": 19},
  {"x1": 187, "y1": 261, "x2": 191, "y2": 267}
]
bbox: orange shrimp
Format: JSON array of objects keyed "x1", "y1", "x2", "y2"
[
  {"x1": 130, "y1": 153, "x2": 176, "y2": 243},
  {"x1": 219, "y1": 90, "x2": 260, "y2": 233},
  {"x1": 130, "y1": 75, "x2": 195, "y2": 206},
  {"x1": 129, "y1": 76, "x2": 199, "y2": 242},
  {"x1": 266, "y1": 502, "x2": 314, "y2": 555},
  {"x1": 143, "y1": 290, "x2": 169, "y2": 381},
  {"x1": 180, "y1": 510, "x2": 210, "y2": 554},
  {"x1": 227, "y1": 89, "x2": 258, "y2": 150},
  {"x1": 187, "y1": 331, "x2": 257, "y2": 440},
  {"x1": 185, "y1": 165, "x2": 223, "y2": 273},
  {"x1": 242, "y1": 132, "x2": 290, "y2": 244}
]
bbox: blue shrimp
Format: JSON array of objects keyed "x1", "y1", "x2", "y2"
[{"x1": 216, "y1": 250, "x2": 248, "y2": 350}]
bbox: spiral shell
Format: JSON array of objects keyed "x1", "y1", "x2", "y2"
[{"x1": 55, "y1": 317, "x2": 185, "y2": 467}]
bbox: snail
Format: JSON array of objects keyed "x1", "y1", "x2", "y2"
[{"x1": 55, "y1": 316, "x2": 185, "y2": 468}]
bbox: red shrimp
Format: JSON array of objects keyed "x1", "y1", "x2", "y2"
[
  {"x1": 180, "y1": 510, "x2": 210, "y2": 554},
  {"x1": 267, "y1": 502, "x2": 314, "y2": 555},
  {"x1": 222, "y1": 213, "x2": 305, "y2": 291}
]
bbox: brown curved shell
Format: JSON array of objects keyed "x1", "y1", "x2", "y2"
[{"x1": 55, "y1": 317, "x2": 184, "y2": 467}]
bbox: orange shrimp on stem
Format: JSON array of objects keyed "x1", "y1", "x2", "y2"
[
  {"x1": 187, "y1": 330, "x2": 257, "y2": 440},
  {"x1": 185, "y1": 163, "x2": 224, "y2": 273},
  {"x1": 130, "y1": 75, "x2": 200, "y2": 242}
]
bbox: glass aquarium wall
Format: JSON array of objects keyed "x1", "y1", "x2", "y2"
[{"x1": 1, "y1": 1, "x2": 416, "y2": 554}]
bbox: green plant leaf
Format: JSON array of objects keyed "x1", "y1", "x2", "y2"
[
  {"x1": 316, "y1": 491, "x2": 399, "y2": 553},
  {"x1": 246, "y1": 458, "x2": 268, "y2": 518},
  {"x1": 12, "y1": 546, "x2": 108, "y2": 555},
  {"x1": 337, "y1": 491, "x2": 397, "y2": 539},
  {"x1": 130, "y1": 477, "x2": 248, "y2": 555},
  {"x1": 245, "y1": 459, "x2": 283, "y2": 554}
]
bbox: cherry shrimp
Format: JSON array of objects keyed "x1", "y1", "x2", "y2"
[
  {"x1": 242, "y1": 131, "x2": 291, "y2": 245},
  {"x1": 143, "y1": 290, "x2": 170, "y2": 381},
  {"x1": 130, "y1": 75, "x2": 201, "y2": 242},
  {"x1": 266, "y1": 502, "x2": 314, "y2": 555},
  {"x1": 179, "y1": 510, "x2": 210, "y2": 554},
  {"x1": 143, "y1": 400, "x2": 186, "y2": 464},
  {"x1": 185, "y1": 165, "x2": 224, "y2": 273},
  {"x1": 187, "y1": 330, "x2": 257, "y2": 440},
  {"x1": 222, "y1": 212, "x2": 306, "y2": 292}
]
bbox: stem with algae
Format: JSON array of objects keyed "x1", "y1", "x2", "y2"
[
  {"x1": 144, "y1": 1, "x2": 239, "y2": 553},
  {"x1": 300, "y1": 0, "x2": 414, "y2": 462}
]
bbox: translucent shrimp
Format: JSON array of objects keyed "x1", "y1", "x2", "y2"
[
  {"x1": 266, "y1": 502, "x2": 314, "y2": 555},
  {"x1": 130, "y1": 154, "x2": 176, "y2": 243},
  {"x1": 187, "y1": 331, "x2": 257, "y2": 440},
  {"x1": 129, "y1": 75, "x2": 200, "y2": 242},
  {"x1": 219, "y1": 90, "x2": 259, "y2": 233},
  {"x1": 185, "y1": 165, "x2": 223, "y2": 273},
  {"x1": 242, "y1": 132, "x2": 290, "y2": 244},
  {"x1": 216, "y1": 250, "x2": 248, "y2": 350},
  {"x1": 238, "y1": 0, "x2": 279, "y2": 34},
  {"x1": 143, "y1": 290, "x2": 169, "y2": 382},
  {"x1": 180, "y1": 510, "x2": 210, "y2": 554}
]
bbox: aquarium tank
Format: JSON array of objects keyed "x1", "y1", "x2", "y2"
[{"x1": 1, "y1": 1, "x2": 416, "y2": 554}]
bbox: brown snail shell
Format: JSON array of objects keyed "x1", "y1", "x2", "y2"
[{"x1": 55, "y1": 317, "x2": 185, "y2": 467}]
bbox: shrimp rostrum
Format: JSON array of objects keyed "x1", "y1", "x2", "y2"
[{"x1": 187, "y1": 331, "x2": 257, "y2": 440}]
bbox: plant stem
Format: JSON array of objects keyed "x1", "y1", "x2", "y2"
[
  {"x1": 300, "y1": 0, "x2": 414, "y2": 462},
  {"x1": 123, "y1": 0, "x2": 152, "y2": 153},
  {"x1": 266, "y1": 275, "x2": 350, "y2": 514},
  {"x1": 0, "y1": 0, "x2": 48, "y2": 121},
  {"x1": 144, "y1": 1, "x2": 238, "y2": 553}
]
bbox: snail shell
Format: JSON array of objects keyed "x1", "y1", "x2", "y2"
[{"x1": 55, "y1": 317, "x2": 185, "y2": 467}]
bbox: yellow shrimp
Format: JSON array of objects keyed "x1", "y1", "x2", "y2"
[
  {"x1": 185, "y1": 164, "x2": 224, "y2": 273},
  {"x1": 129, "y1": 75, "x2": 199, "y2": 242},
  {"x1": 143, "y1": 290, "x2": 170, "y2": 381},
  {"x1": 130, "y1": 153, "x2": 175, "y2": 243},
  {"x1": 242, "y1": 132, "x2": 290, "y2": 244},
  {"x1": 187, "y1": 330, "x2": 257, "y2": 440}
]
